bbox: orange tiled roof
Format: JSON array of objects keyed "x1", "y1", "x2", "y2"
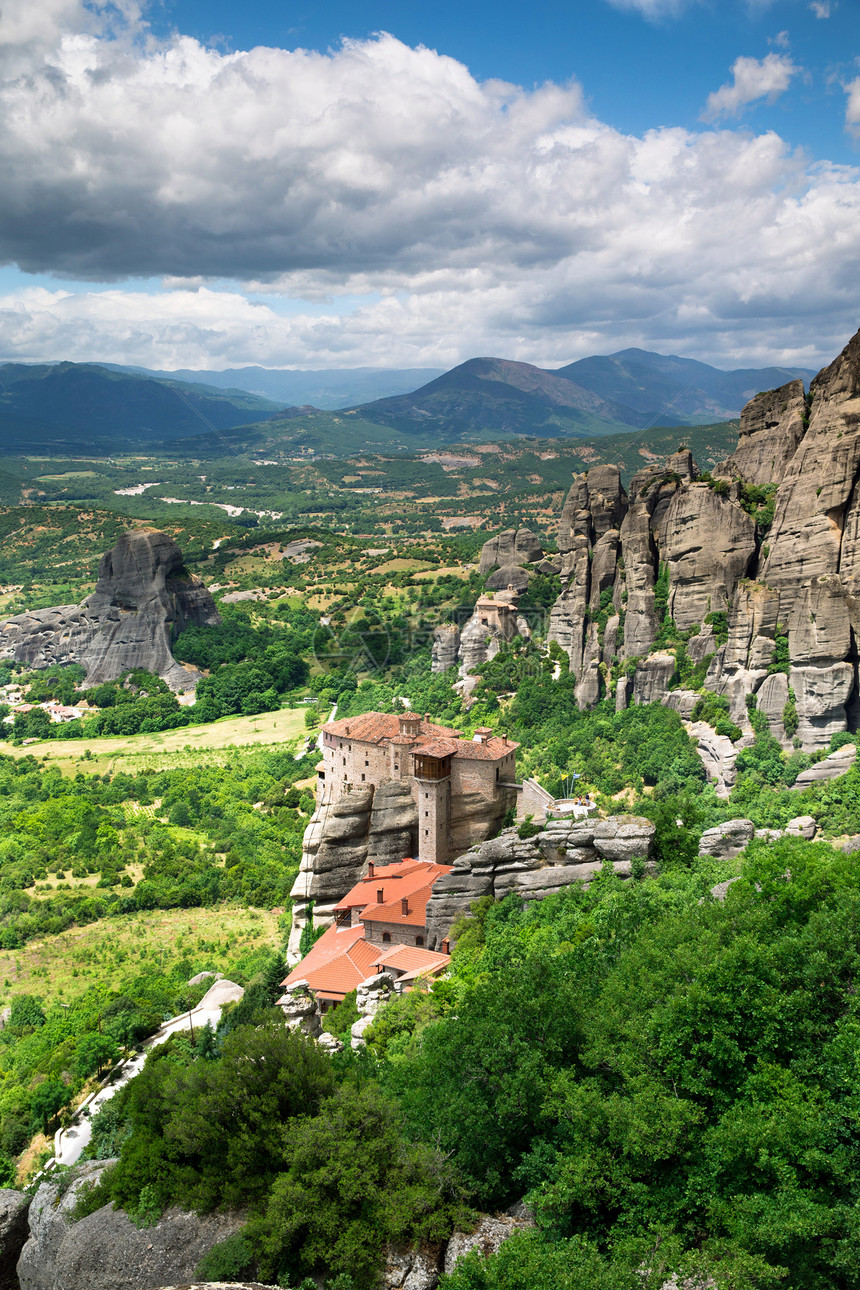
[
  {"x1": 323, "y1": 712, "x2": 518, "y2": 763},
  {"x1": 335, "y1": 859, "x2": 428, "y2": 910},
  {"x1": 370, "y1": 944, "x2": 451, "y2": 974},
  {"x1": 281, "y1": 924, "x2": 381, "y2": 1001},
  {"x1": 416, "y1": 739, "x2": 458, "y2": 758},
  {"x1": 335, "y1": 859, "x2": 452, "y2": 926}
]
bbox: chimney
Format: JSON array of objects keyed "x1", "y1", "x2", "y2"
[
  {"x1": 401, "y1": 897, "x2": 409, "y2": 915},
  {"x1": 377, "y1": 888, "x2": 385, "y2": 904},
  {"x1": 367, "y1": 861, "x2": 375, "y2": 879},
  {"x1": 441, "y1": 937, "x2": 450, "y2": 954},
  {"x1": 345, "y1": 724, "x2": 350, "y2": 736}
]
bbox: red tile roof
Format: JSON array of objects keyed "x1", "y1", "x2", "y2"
[
  {"x1": 370, "y1": 945, "x2": 451, "y2": 975},
  {"x1": 323, "y1": 712, "x2": 518, "y2": 763},
  {"x1": 416, "y1": 739, "x2": 458, "y2": 758},
  {"x1": 334, "y1": 859, "x2": 452, "y2": 927},
  {"x1": 280, "y1": 923, "x2": 381, "y2": 1000},
  {"x1": 335, "y1": 859, "x2": 429, "y2": 910}
]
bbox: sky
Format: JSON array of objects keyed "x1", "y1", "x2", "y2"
[{"x1": 0, "y1": 0, "x2": 859, "y2": 373}]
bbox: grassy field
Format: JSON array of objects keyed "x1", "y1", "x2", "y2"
[
  {"x1": 0, "y1": 905, "x2": 283, "y2": 1011},
  {"x1": 7, "y1": 706, "x2": 309, "y2": 775}
]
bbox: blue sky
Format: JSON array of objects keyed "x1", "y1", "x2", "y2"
[
  {"x1": 0, "y1": 0, "x2": 858, "y2": 372},
  {"x1": 152, "y1": 0, "x2": 860, "y2": 162}
]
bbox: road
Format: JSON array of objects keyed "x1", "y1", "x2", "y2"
[{"x1": 53, "y1": 980, "x2": 243, "y2": 1168}]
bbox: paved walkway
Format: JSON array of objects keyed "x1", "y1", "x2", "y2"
[{"x1": 53, "y1": 979, "x2": 244, "y2": 1168}]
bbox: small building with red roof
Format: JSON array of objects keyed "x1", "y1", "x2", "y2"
[{"x1": 280, "y1": 857, "x2": 453, "y2": 1011}]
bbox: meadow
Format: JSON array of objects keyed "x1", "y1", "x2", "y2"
[{"x1": 7, "y1": 705, "x2": 309, "y2": 776}]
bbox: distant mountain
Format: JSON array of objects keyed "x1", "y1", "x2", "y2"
[
  {"x1": 0, "y1": 362, "x2": 284, "y2": 449},
  {"x1": 102, "y1": 364, "x2": 446, "y2": 410},
  {"x1": 555, "y1": 348, "x2": 816, "y2": 426},
  {"x1": 350, "y1": 357, "x2": 643, "y2": 440},
  {"x1": 350, "y1": 351, "x2": 815, "y2": 442}
]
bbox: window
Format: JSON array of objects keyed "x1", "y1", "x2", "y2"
[
  {"x1": 425, "y1": 810, "x2": 429, "y2": 817},
  {"x1": 361, "y1": 773, "x2": 365, "y2": 782},
  {"x1": 424, "y1": 829, "x2": 428, "y2": 836},
  {"x1": 415, "y1": 936, "x2": 424, "y2": 947},
  {"x1": 382, "y1": 932, "x2": 391, "y2": 943}
]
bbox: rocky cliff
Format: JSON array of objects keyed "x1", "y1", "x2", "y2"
[
  {"x1": 0, "y1": 530, "x2": 220, "y2": 691},
  {"x1": 547, "y1": 326, "x2": 860, "y2": 755},
  {"x1": 12, "y1": 1162, "x2": 245, "y2": 1290},
  {"x1": 425, "y1": 814, "x2": 655, "y2": 950}
]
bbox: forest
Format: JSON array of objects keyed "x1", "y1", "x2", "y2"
[{"x1": 70, "y1": 833, "x2": 860, "y2": 1289}]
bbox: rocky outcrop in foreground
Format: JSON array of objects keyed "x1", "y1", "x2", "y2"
[
  {"x1": 1, "y1": 1188, "x2": 30, "y2": 1290},
  {"x1": 0, "y1": 529, "x2": 220, "y2": 692},
  {"x1": 547, "y1": 328, "x2": 860, "y2": 752},
  {"x1": 16, "y1": 1162, "x2": 245, "y2": 1290},
  {"x1": 425, "y1": 814, "x2": 655, "y2": 950}
]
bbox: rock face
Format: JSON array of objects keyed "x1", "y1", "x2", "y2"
[
  {"x1": 425, "y1": 815, "x2": 655, "y2": 950},
  {"x1": 545, "y1": 328, "x2": 860, "y2": 752},
  {"x1": 478, "y1": 528, "x2": 544, "y2": 574},
  {"x1": 1, "y1": 1189, "x2": 30, "y2": 1290},
  {"x1": 0, "y1": 529, "x2": 220, "y2": 692},
  {"x1": 698, "y1": 819, "x2": 755, "y2": 860},
  {"x1": 16, "y1": 1162, "x2": 245, "y2": 1290},
  {"x1": 791, "y1": 742, "x2": 857, "y2": 789}
]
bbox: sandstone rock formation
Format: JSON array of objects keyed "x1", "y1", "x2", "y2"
[
  {"x1": 544, "y1": 328, "x2": 860, "y2": 752},
  {"x1": 697, "y1": 819, "x2": 755, "y2": 860},
  {"x1": 425, "y1": 815, "x2": 655, "y2": 950},
  {"x1": 16, "y1": 1162, "x2": 245, "y2": 1290},
  {"x1": 0, "y1": 529, "x2": 220, "y2": 692},
  {"x1": 1, "y1": 1189, "x2": 30, "y2": 1290},
  {"x1": 478, "y1": 528, "x2": 544, "y2": 575},
  {"x1": 791, "y1": 742, "x2": 857, "y2": 789}
]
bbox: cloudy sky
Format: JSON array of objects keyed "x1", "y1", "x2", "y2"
[{"x1": 1, "y1": 0, "x2": 859, "y2": 373}]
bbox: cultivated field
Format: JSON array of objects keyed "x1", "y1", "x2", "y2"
[
  {"x1": 0, "y1": 905, "x2": 283, "y2": 1009},
  {"x1": 7, "y1": 706, "x2": 309, "y2": 775}
]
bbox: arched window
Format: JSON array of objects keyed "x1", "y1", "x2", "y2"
[
  {"x1": 415, "y1": 936, "x2": 424, "y2": 947},
  {"x1": 382, "y1": 932, "x2": 391, "y2": 943}
]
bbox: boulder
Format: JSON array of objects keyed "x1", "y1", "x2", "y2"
[
  {"x1": 785, "y1": 815, "x2": 817, "y2": 839},
  {"x1": 1, "y1": 1189, "x2": 30, "y2": 1290},
  {"x1": 791, "y1": 742, "x2": 856, "y2": 789},
  {"x1": 688, "y1": 722, "x2": 738, "y2": 798},
  {"x1": 18, "y1": 1163, "x2": 246, "y2": 1290},
  {"x1": 698, "y1": 818, "x2": 755, "y2": 860},
  {"x1": 444, "y1": 1214, "x2": 532, "y2": 1277},
  {"x1": 663, "y1": 689, "x2": 699, "y2": 720},
  {"x1": 384, "y1": 1245, "x2": 442, "y2": 1289},
  {"x1": 632, "y1": 654, "x2": 676, "y2": 706},
  {"x1": 789, "y1": 663, "x2": 854, "y2": 752},
  {"x1": 0, "y1": 529, "x2": 220, "y2": 692}
]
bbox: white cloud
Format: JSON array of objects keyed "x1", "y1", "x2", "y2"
[
  {"x1": 809, "y1": 1, "x2": 834, "y2": 17},
  {"x1": 0, "y1": 4, "x2": 858, "y2": 374},
  {"x1": 602, "y1": 0, "x2": 697, "y2": 16},
  {"x1": 702, "y1": 53, "x2": 799, "y2": 121},
  {"x1": 845, "y1": 77, "x2": 860, "y2": 137}
]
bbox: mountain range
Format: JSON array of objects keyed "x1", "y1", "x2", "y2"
[{"x1": 0, "y1": 351, "x2": 815, "y2": 452}]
